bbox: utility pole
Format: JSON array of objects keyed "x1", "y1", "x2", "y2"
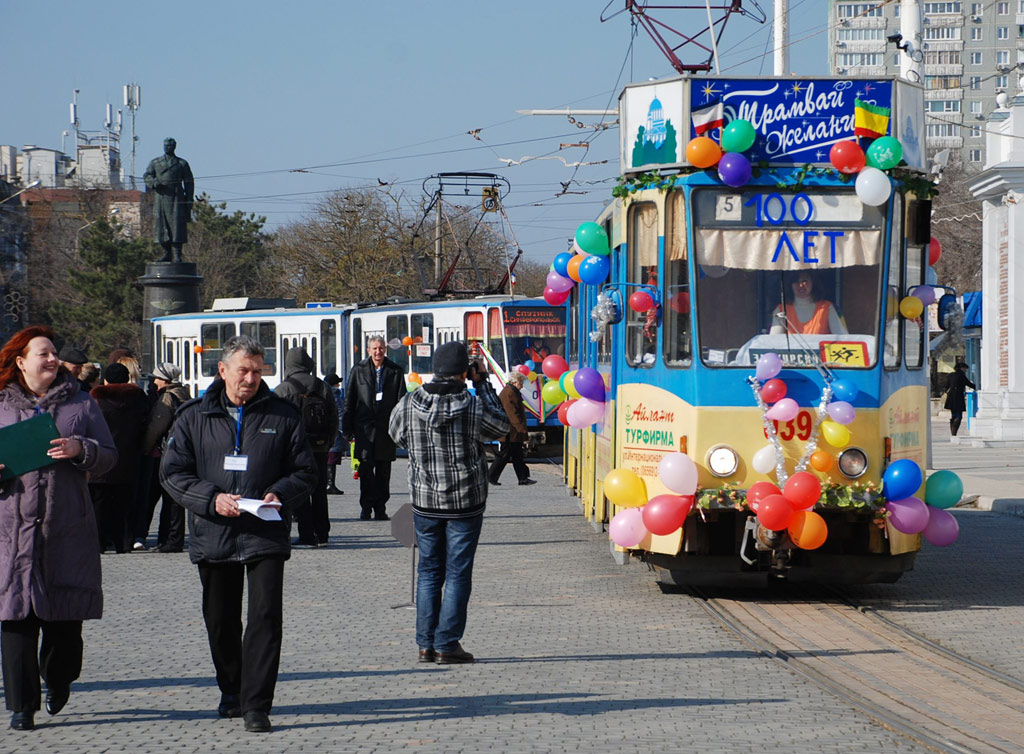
[
  {"x1": 773, "y1": 0, "x2": 789, "y2": 76},
  {"x1": 434, "y1": 188, "x2": 443, "y2": 286},
  {"x1": 124, "y1": 83, "x2": 141, "y2": 189},
  {"x1": 899, "y1": 0, "x2": 924, "y2": 84}
]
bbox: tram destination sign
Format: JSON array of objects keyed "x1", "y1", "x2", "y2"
[{"x1": 619, "y1": 76, "x2": 924, "y2": 175}]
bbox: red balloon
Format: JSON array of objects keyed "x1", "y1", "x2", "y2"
[
  {"x1": 557, "y1": 399, "x2": 576, "y2": 426},
  {"x1": 746, "y1": 481, "x2": 781, "y2": 512},
  {"x1": 542, "y1": 354, "x2": 569, "y2": 380},
  {"x1": 928, "y1": 237, "x2": 942, "y2": 266},
  {"x1": 516, "y1": 364, "x2": 531, "y2": 376},
  {"x1": 543, "y1": 286, "x2": 570, "y2": 306},
  {"x1": 641, "y1": 494, "x2": 694, "y2": 536},
  {"x1": 757, "y1": 494, "x2": 794, "y2": 531},
  {"x1": 669, "y1": 291, "x2": 690, "y2": 314},
  {"x1": 784, "y1": 471, "x2": 822, "y2": 511},
  {"x1": 829, "y1": 141, "x2": 866, "y2": 174},
  {"x1": 761, "y1": 378, "x2": 787, "y2": 404},
  {"x1": 628, "y1": 291, "x2": 654, "y2": 313}
]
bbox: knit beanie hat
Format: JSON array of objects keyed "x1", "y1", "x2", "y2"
[
  {"x1": 433, "y1": 342, "x2": 469, "y2": 377},
  {"x1": 103, "y1": 363, "x2": 130, "y2": 384}
]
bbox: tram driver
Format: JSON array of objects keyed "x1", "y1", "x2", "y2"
[{"x1": 769, "y1": 270, "x2": 848, "y2": 336}]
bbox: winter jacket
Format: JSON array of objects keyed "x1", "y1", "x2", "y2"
[
  {"x1": 329, "y1": 385, "x2": 345, "y2": 454},
  {"x1": 273, "y1": 347, "x2": 339, "y2": 453},
  {"x1": 499, "y1": 383, "x2": 528, "y2": 443},
  {"x1": 944, "y1": 369, "x2": 976, "y2": 414},
  {"x1": 343, "y1": 356, "x2": 405, "y2": 462},
  {"x1": 0, "y1": 373, "x2": 117, "y2": 621},
  {"x1": 160, "y1": 378, "x2": 318, "y2": 565},
  {"x1": 389, "y1": 379, "x2": 509, "y2": 519},
  {"x1": 141, "y1": 382, "x2": 192, "y2": 455},
  {"x1": 90, "y1": 382, "x2": 150, "y2": 484}
]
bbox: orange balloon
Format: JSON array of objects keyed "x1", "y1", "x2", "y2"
[
  {"x1": 686, "y1": 136, "x2": 723, "y2": 169},
  {"x1": 788, "y1": 510, "x2": 828, "y2": 550},
  {"x1": 567, "y1": 254, "x2": 585, "y2": 283},
  {"x1": 809, "y1": 450, "x2": 834, "y2": 473},
  {"x1": 193, "y1": 345, "x2": 204, "y2": 354},
  {"x1": 402, "y1": 336, "x2": 414, "y2": 346}
]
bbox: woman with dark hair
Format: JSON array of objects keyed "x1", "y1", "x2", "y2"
[
  {"x1": 944, "y1": 361, "x2": 976, "y2": 437},
  {"x1": 0, "y1": 326, "x2": 117, "y2": 731},
  {"x1": 770, "y1": 270, "x2": 848, "y2": 336}
]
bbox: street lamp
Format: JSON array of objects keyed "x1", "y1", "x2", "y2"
[
  {"x1": 75, "y1": 207, "x2": 121, "y2": 253},
  {"x1": 0, "y1": 179, "x2": 42, "y2": 207}
]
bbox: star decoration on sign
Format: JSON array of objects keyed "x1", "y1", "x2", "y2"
[
  {"x1": 815, "y1": 150, "x2": 825, "y2": 160},
  {"x1": 791, "y1": 82, "x2": 804, "y2": 95},
  {"x1": 701, "y1": 83, "x2": 720, "y2": 102},
  {"x1": 863, "y1": 83, "x2": 873, "y2": 93},
  {"x1": 784, "y1": 89, "x2": 793, "y2": 99}
]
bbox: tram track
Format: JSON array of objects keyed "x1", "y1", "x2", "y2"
[{"x1": 687, "y1": 585, "x2": 1024, "y2": 754}]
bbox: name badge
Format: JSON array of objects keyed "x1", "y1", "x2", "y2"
[
  {"x1": 224, "y1": 454, "x2": 249, "y2": 472},
  {"x1": 376, "y1": 391, "x2": 383, "y2": 402}
]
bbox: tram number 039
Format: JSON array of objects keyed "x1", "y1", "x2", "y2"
[{"x1": 764, "y1": 411, "x2": 814, "y2": 441}]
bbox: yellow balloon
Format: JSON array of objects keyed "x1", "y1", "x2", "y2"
[
  {"x1": 899, "y1": 295, "x2": 923, "y2": 319},
  {"x1": 820, "y1": 420, "x2": 851, "y2": 448},
  {"x1": 564, "y1": 370, "x2": 582, "y2": 399},
  {"x1": 603, "y1": 468, "x2": 648, "y2": 508},
  {"x1": 527, "y1": 371, "x2": 538, "y2": 382}
]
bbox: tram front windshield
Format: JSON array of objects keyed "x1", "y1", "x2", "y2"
[
  {"x1": 500, "y1": 306, "x2": 567, "y2": 366},
  {"x1": 692, "y1": 189, "x2": 886, "y2": 369}
]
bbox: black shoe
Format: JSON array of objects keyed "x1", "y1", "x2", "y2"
[
  {"x1": 10, "y1": 711, "x2": 34, "y2": 731},
  {"x1": 157, "y1": 544, "x2": 183, "y2": 553},
  {"x1": 518, "y1": 478, "x2": 537, "y2": 486},
  {"x1": 418, "y1": 648, "x2": 437, "y2": 663},
  {"x1": 359, "y1": 512, "x2": 372, "y2": 521},
  {"x1": 317, "y1": 538, "x2": 329, "y2": 547},
  {"x1": 45, "y1": 685, "x2": 70, "y2": 715},
  {"x1": 374, "y1": 513, "x2": 390, "y2": 521},
  {"x1": 291, "y1": 538, "x2": 316, "y2": 548},
  {"x1": 243, "y1": 710, "x2": 272, "y2": 733},
  {"x1": 326, "y1": 486, "x2": 343, "y2": 495},
  {"x1": 489, "y1": 479, "x2": 502, "y2": 486},
  {"x1": 218, "y1": 693, "x2": 241, "y2": 719}
]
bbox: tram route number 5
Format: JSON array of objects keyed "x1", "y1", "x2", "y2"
[{"x1": 764, "y1": 411, "x2": 814, "y2": 442}]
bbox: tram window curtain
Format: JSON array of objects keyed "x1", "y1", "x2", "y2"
[
  {"x1": 884, "y1": 194, "x2": 903, "y2": 370},
  {"x1": 487, "y1": 308, "x2": 506, "y2": 370},
  {"x1": 665, "y1": 191, "x2": 691, "y2": 368},
  {"x1": 904, "y1": 239, "x2": 925, "y2": 369},
  {"x1": 626, "y1": 202, "x2": 658, "y2": 368}
]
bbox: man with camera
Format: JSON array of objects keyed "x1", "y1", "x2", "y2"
[{"x1": 388, "y1": 341, "x2": 509, "y2": 664}]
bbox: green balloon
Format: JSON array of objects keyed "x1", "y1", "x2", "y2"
[
  {"x1": 720, "y1": 119, "x2": 756, "y2": 153},
  {"x1": 575, "y1": 222, "x2": 610, "y2": 256},
  {"x1": 924, "y1": 469, "x2": 963, "y2": 509},
  {"x1": 866, "y1": 136, "x2": 903, "y2": 170},
  {"x1": 541, "y1": 380, "x2": 567, "y2": 405}
]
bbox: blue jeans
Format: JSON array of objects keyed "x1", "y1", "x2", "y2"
[{"x1": 414, "y1": 512, "x2": 483, "y2": 652}]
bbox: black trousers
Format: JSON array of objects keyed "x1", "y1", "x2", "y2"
[
  {"x1": 197, "y1": 557, "x2": 285, "y2": 715},
  {"x1": 296, "y1": 452, "x2": 330, "y2": 543},
  {"x1": 90, "y1": 483, "x2": 135, "y2": 553},
  {"x1": 157, "y1": 490, "x2": 185, "y2": 550},
  {"x1": 1, "y1": 611, "x2": 83, "y2": 712},
  {"x1": 358, "y1": 458, "x2": 392, "y2": 517},
  {"x1": 132, "y1": 455, "x2": 160, "y2": 544},
  {"x1": 488, "y1": 441, "x2": 530, "y2": 483}
]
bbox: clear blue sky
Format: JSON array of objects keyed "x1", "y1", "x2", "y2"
[{"x1": 5, "y1": 1, "x2": 825, "y2": 263}]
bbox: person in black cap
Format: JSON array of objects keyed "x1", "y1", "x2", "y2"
[
  {"x1": 58, "y1": 346, "x2": 89, "y2": 393},
  {"x1": 944, "y1": 361, "x2": 976, "y2": 437}
]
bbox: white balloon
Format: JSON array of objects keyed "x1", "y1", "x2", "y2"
[
  {"x1": 855, "y1": 167, "x2": 892, "y2": 207},
  {"x1": 752, "y1": 444, "x2": 776, "y2": 474}
]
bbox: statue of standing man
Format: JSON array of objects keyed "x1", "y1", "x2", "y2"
[{"x1": 144, "y1": 137, "x2": 194, "y2": 263}]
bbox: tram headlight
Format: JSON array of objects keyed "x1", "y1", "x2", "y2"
[
  {"x1": 837, "y1": 447, "x2": 869, "y2": 479},
  {"x1": 706, "y1": 445, "x2": 738, "y2": 477}
]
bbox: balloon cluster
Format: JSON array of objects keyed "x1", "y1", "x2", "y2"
[
  {"x1": 406, "y1": 372, "x2": 423, "y2": 393},
  {"x1": 540, "y1": 355, "x2": 609, "y2": 429},
  {"x1": 748, "y1": 473, "x2": 829, "y2": 549},
  {"x1": 685, "y1": 119, "x2": 757, "y2": 188},
  {"x1": 511, "y1": 360, "x2": 538, "y2": 383},
  {"x1": 543, "y1": 222, "x2": 612, "y2": 305},
  {"x1": 895, "y1": 237, "x2": 943, "y2": 320},
  {"x1": 828, "y1": 135, "x2": 905, "y2": 206},
  {"x1": 883, "y1": 462, "x2": 962, "y2": 546},
  {"x1": 605, "y1": 453, "x2": 699, "y2": 547}
]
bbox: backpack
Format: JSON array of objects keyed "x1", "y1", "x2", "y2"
[{"x1": 286, "y1": 376, "x2": 333, "y2": 449}]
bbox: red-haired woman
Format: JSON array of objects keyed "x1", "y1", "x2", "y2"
[{"x1": 0, "y1": 326, "x2": 116, "y2": 731}]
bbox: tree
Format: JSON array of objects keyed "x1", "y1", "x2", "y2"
[{"x1": 930, "y1": 161, "x2": 983, "y2": 293}]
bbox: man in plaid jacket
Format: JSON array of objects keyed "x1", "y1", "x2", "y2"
[{"x1": 388, "y1": 341, "x2": 509, "y2": 664}]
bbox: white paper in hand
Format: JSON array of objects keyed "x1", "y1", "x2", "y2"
[{"x1": 237, "y1": 498, "x2": 283, "y2": 521}]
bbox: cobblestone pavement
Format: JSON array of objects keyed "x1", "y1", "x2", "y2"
[{"x1": 5, "y1": 432, "x2": 1019, "y2": 753}]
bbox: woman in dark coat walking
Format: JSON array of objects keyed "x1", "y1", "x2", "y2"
[
  {"x1": 944, "y1": 361, "x2": 977, "y2": 437},
  {"x1": 0, "y1": 326, "x2": 117, "y2": 731}
]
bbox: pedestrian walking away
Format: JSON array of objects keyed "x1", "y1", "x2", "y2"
[
  {"x1": 944, "y1": 361, "x2": 977, "y2": 437},
  {"x1": 487, "y1": 370, "x2": 536, "y2": 487}
]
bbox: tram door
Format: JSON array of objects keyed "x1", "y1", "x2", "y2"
[
  {"x1": 161, "y1": 334, "x2": 201, "y2": 398},
  {"x1": 280, "y1": 333, "x2": 318, "y2": 382}
]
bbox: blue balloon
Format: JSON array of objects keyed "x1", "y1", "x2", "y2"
[
  {"x1": 553, "y1": 252, "x2": 573, "y2": 278},
  {"x1": 579, "y1": 255, "x2": 610, "y2": 285},
  {"x1": 524, "y1": 360, "x2": 536, "y2": 372},
  {"x1": 831, "y1": 379, "x2": 858, "y2": 403},
  {"x1": 926, "y1": 265, "x2": 938, "y2": 286},
  {"x1": 883, "y1": 459, "x2": 923, "y2": 502}
]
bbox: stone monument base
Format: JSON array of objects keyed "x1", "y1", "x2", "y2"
[{"x1": 139, "y1": 261, "x2": 202, "y2": 372}]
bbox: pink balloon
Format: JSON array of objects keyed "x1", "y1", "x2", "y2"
[
  {"x1": 566, "y1": 397, "x2": 605, "y2": 428},
  {"x1": 765, "y1": 397, "x2": 799, "y2": 422},
  {"x1": 546, "y1": 270, "x2": 574, "y2": 293},
  {"x1": 543, "y1": 286, "x2": 571, "y2": 306},
  {"x1": 923, "y1": 506, "x2": 959, "y2": 546},
  {"x1": 658, "y1": 452, "x2": 698, "y2": 495},
  {"x1": 826, "y1": 400, "x2": 856, "y2": 425},
  {"x1": 609, "y1": 507, "x2": 647, "y2": 548},
  {"x1": 886, "y1": 496, "x2": 929, "y2": 535},
  {"x1": 755, "y1": 352, "x2": 783, "y2": 381}
]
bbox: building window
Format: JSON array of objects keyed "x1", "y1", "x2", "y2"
[
  {"x1": 970, "y1": 100, "x2": 983, "y2": 114},
  {"x1": 997, "y1": 74, "x2": 1008, "y2": 87},
  {"x1": 925, "y1": 75, "x2": 961, "y2": 89},
  {"x1": 968, "y1": 125, "x2": 983, "y2": 138},
  {"x1": 998, "y1": 50, "x2": 1010, "y2": 65},
  {"x1": 923, "y1": 1, "x2": 962, "y2": 11},
  {"x1": 838, "y1": 53, "x2": 884, "y2": 67},
  {"x1": 971, "y1": 27, "x2": 983, "y2": 41},
  {"x1": 999, "y1": 26, "x2": 1010, "y2": 40},
  {"x1": 970, "y1": 51, "x2": 984, "y2": 65},
  {"x1": 894, "y1": 52, "x2": 901, "y2": 66},
  {"x1": 970, "y1": 2, "x2": 983, "y2": 12},
  {"x1": 838, "y1": 27, "x2": 883, "y2": 41},
  {"x1": 998, "y1": 1, "x2": 1009, "y2": 14},
  {"x1": 837, "y1": 3, "x2": 883, "y2": 17},
  {"x1": 924, "y1": 50, "x2": 962, "y2": 65},
  {"x1": 969, "y1": 149, "x2": 982, "y2": 162},
  {"x1": 926, "y1": 99, "x2": 962, "y2": 112},
  {"x1": 969, "y1": 76, "x2": 982, "y2": 90},
  {"x1": 925, "y1": 26, "x2": 961, "y2": 40},
  {"x1": 926, "y1": 123, "x2": 962, "y2": 138}
]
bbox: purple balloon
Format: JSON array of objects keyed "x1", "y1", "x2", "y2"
[
  {"x1": 573, "y1": 367, "x2": 606, "y2": 402},
  {"x1": 609, "y1": 507, "x2": 647, "y2": 548},
  {"x1": 886, "y1": 496, "x2": 929, "y2": 535},
  {"x1": 718, "y1": 152, "x2": 752, "y2": 188},
  {"x1": 826, "y1": 400, "x2": 856, "y2": 425},
  {"x1": 765, "y1": 397, "x2": 799, "y2": 422},
  {"x1": 546, "y1": 270, "x2": 574, "y2": 293},
  {"x1": 923, "y1": 506, "x2": 959, "y2": 546},
  {"x1": 755, "y1": 352, "x2": 783, "y2": 381},
  {"x1": 911, "y1": 285, "x2": 936, "y2": 307},
  {"x1": 567, "y1": 397, "x2": 605, "y2": 428}
]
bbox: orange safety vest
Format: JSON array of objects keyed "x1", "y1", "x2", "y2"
[{"x1": 784, "y1": 301, "x2": 832, "y2": 334}]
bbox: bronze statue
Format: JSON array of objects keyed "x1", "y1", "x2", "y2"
[{"x1": 144, "y1": 137, "x2": 194, "y2": 263}]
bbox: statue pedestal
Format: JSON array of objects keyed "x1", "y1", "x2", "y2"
[{"x1": 139, "y1": 262, "x2": 202, "y2": 372}]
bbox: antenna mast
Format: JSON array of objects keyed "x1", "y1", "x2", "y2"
[{"x1": 123, "y1": 83, "x2": 141, "y2": 189}]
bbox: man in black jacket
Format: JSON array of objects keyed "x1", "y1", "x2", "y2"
[
  {"x1": 342, "y1": 336, "x2": 405, "y2": 520},
  {"x1": 161, "y1": 335, "x2": 317, "y2": 734}
]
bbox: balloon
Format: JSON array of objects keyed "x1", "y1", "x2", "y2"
[
  {"x1": 923, "y1": 506, "x2": 959, "y2": 546},
  {"x1": 573, "y1": 367, "x2": 606, "y2": 402},
  {"x1": 686, "y1": 136, "x2": 722, "y2": 168},
  {"x1": 516, "y1": 364, "x2": 531, "y2": 376},
  {"x1": 567, "y1": 254, "x2": 585, "y2": 283},
  {"x1": 757, "y1": 494, "x2": 794, "y2": 531},
  {"x1": 669, "y1": 291, "x2": 690, "y2": 314},
  {"x1": 541, "y1": 380, "x2": 567, "y2": 405},
  {"x1": 604, "y1": 468, "x2": 648, "y2": 508},
  {"x1": 926, "y1": 265, "x2": 938, "y2": 285},
  {"x1": 609, "y1": 507, "x2": 648, "y2": 548},
  {"x1": 886, "y1": 496, "x2": 930, "y2": 535},
  {"x1": 882, "y1": 459, "x2": 923, "y2": 502},
  {"x1": 855, "y1": 166, "x2": 892, "y2": 206},
  {"x1": 752, "y1": 444, "x2": 777, "y2": 475},
  {"x1": 527, "y1": 371, "x2": 537, "y2": 382},
  {"x1": 717, "y1": 152, "x2": 752, "y2": 187},
  {"x1": 809, "y1": 450, "x2": 834, "y2": 472},
  {"x1": 543, "y1": 286, "x2": 571, "y2": 306},
  {"x1": 556, "y1": 399, "x2": 576, "y2": 425},
  {"x1": 408, "y1": 372, "x2": 422, "y2": 384},
  {"x1": 567, "y1": 397, "x2": 605, "y2": 428},
  {"x1": 911, "y1": 284, "x2": 936, "y2": 307},
  {"x1": 925, "y1": 469, "x2": 963, "y2": 509},
  {"x1": 788, "y1": 510, "x2": 828, "y2": 549},
  {"x1": 720, "y1": 119, "x2": 757, "y2": 153},
  {"x1": 826, "y1": 400, "x2": 856, "y2": 425},
  {"x1": 562, "y1": 370, "x2": 581, "y2": 399},
  {"x1": 553, "y1": 252, "x2": 573, "y2": 277},
  {"x1": 546, "y1": 270, "x2": 574, "y2": 293},
  {"x1": 628, "y1": 290, "x2": 654, "y2": 313},
  {"x1": 784, "y1": 472, "x2": 822, "y2": 511},
  {"x1": 642, "y1": 494, "x2": 694, "y2": 536},
  {"x1": 928, "y1": 237, "x2": 942, "y2": 266},
  {"x1": 406, "y1": 381, "x2": 418, "y2": 393},
  {"x1": 765, "y1": 398, "x2": 799, "y2": 422},
  {"x1": 755, "y1": 352, "x2": 782, "y2": 381},
  {"x1": 899, "y1": 295, "x2": 924, "y2": 319},
  {"x1": 579, "y1": 254, "x2": 610, "y2": 285},
  {"x1": 524, "y1": 360, "x2": 536, "y2": 371},
  {"x1": 402, "y1": 336, "x2": 414, "y2": 346},
  {"x1": 542, "y1": 354, "x2": 569, "y2": 380},
  {"x1": 576, "y1": 222, "x2": 611, "y2": 256},
  {"x1": 831, "y1": 379, "x2": 858, "y2": 402},
  {"x1": 866, "y1": 136, "x2": 903, "y2": 170},
  {"x1": 657, "y1": 452, "x2": 699, "y2": 495},
  {"x1": 761, "y1": 378, "x2": 787, "y2": 404},
  {"x1": 829, "y1": 140, "x2": 866, "y2": 174},
  {"x1": 820, "y1": 420, "x2": 851, "y2": 448},
  {"x1": 746, "y1": 481, "x2": 781, "y2": 511}
]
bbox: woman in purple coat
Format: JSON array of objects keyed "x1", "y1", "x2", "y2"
[{"x1": 0, "y1": 326, "x2": 116, "y2": 732}]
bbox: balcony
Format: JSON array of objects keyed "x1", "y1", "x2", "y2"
[
  {"x1": 922, "y1": 40, "x2": 965, "y2": 53},
  {"x1": 926, "y1": 136, "x2": 964, "y2": 149},
  {"x1": 925, "y1": 15, "x2": 965, "y2": 27},
  {"x1": 838, "y1": 16, "x2": 887, "y2": 29},
  {"x1": 926, "y1": 110, "x2": 964, "y2": 123},
  {"x1": 836, "y1": 40, "x2": 887, "y2": 54},
  {"x1": 924, "y1": 64, "x2": 965, "y2": 75},
  {"x1": 843, "y1": 65, "x2": 888, "y2": 77},
  {"x1": 925, "y1": 88, "x2": 965, "y2": 100}
]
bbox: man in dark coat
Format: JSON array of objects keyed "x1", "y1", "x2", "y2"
[
  {"x1": 143, "y1": 137, "x2": 194, "y2": 263},
  {"x1": 944, "y1": 361, "x2": 977, "y2": 437},
  {"x1": 342, "y1": 336, "x2": 404, "y2": 520},
  {"x1": 161, "y1": 335, "x2": 316, "y2": 734},
  {"x1": 487, "y1": 371, "x2": 536, "y2": 486}
]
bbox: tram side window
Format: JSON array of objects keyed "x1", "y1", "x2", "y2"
[
  {"x1": 568, "y1": 285, "x2": 579, "y2": 366},
  {"x1": 411, "y1": 313, "x2": 433, "y2": 373},
  {"x1": 664, "y1": 191, "x2": 692, "y2": 368},
  {"x1": 487, "y1": 308, "x2": 506, "y2": 371},
  {"x1": 240, "y1": 321, "x2": 277, "y2": 376},
  {"x1": 884, "y1": 195, "x2": 904, "y2": 369},
  {"x1": 352, "y1": 318, "x2": 363, "y2": 364},
  {"x1": 319, "y1": 319, "x2": 337, "y2": 377},
  {"x1": 626, "y1": 202, "x2": 658, "y2": 368},
  {"x1": 465, "y1": 311, "x2": 484, "y2": 359},
  {"x1": 387, "y1": 315, "x2": 409, "y2": 372},
  {"x1": 201, "y1": 323, "x2": 236, "y2": 376},
  {"x1": 904, "y1": 238, "x2": 925, "y2": 369}
]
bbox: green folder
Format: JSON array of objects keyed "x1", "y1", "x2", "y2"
[{"x1": 0, "y1": 413, "x2": 61, "y2": 481}]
